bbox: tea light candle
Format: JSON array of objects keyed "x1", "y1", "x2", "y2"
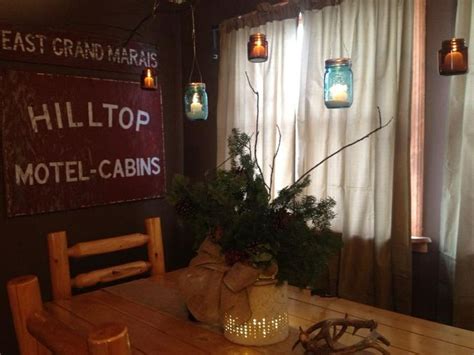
[
  {"x1": 251, "y1": 41, "x2": 266, "y2": 58},
  {"x1": 144, "y1": 75, "x2": 154, "y2": 89},
  {"x1": 190, "y1": 93, "x2": 203, "y2": 114},
  {"x1": 444, "y1": 51, "x2": 464, "y2": 71},
  {"x1": 329, "y1": 84, "x2": 348, "y2": 102}
]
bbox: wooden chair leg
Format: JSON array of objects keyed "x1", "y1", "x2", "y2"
[
  {"x1": 7, "y1": 275, "x2": 50, "y2": 355},
  {"x1": 48, "y1": 231, "x2": 72, "y2": 300},
  {"x1": 88, "y1": 323, "x2": 131, "y2": 355},
  {"x1": 145, "y1": 217, "x2": 165, "y2": 275}
]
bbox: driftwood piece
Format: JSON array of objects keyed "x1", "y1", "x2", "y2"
[{"x1": 293, "y1": 314, "x2": 391, "y2": 354}]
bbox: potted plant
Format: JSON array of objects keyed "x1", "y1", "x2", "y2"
[{"x1": 168, "y1": 127, "x2": 342, "y2": 345}]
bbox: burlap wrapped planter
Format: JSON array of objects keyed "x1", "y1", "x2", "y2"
[{"x1": 223, "y1": 280, "x2": 289, "y2": 345}]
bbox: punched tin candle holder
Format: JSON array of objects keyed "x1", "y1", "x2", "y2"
[
  {"x1": 324, "y1": 58, "x2": 353, "y2": 109},
  {"x1": 223, "y1": 279, "x2": 289, "y2": 346},
  {"x1": 248, "y1": 33, "x2": 268, "y2": 63},
  {"x1": 184, "y1": 82, "x2": 208, "y2": 121},
  {"x1": 439, "y1": 38, "x2": 468, "y2": 76},
  {"x1": 141, "y1": 67, "x2": 158, "y2": 90}
]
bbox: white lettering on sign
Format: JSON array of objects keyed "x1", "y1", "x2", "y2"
[
  {"x1": 15, "y1": 157, "x2": 161, "y2": 186},
  {"x1": 28, "y1": 104, "x2": 53, "y2": 133},
  {"x1": 27, "y1": 102, "x2": 152, "y2": 132},
  {"x1": 1, "y1": 29, "x2": 158, "y2": 68}
]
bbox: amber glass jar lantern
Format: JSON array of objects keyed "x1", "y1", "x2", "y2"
[
  {"x1": 439, "y1": 38, "x2": 468, "y2": 75},
  {"x1": 248, "y1": 33, "x2": 268, "y2": 63},
  {"x1": 141, "y1": 68, "x2": 158, "y2": 90}
]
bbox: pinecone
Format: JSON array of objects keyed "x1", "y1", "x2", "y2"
[
  {"x1": 175, "y1": 199, "x2": 194, "y2": 217},
  {"x1": 224, "y1": 249, "x2": 247, "y2": 265}
]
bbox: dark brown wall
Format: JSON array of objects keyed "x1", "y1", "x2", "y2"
[{"x1": 0, "y1": 1, "x2": 192, "y2": 354}]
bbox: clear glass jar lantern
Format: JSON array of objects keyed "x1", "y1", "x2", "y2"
[
  {"x1": 324, "y1": 58, "x2": 353, "y2": 109},
  {"x1": 248, "y1": 33, "x2": 268, "y2": 63},
  {"x1": 439, "y1": 38, "x2": 468, "y2": 75},
  {"x1": 184, "y1": 82, "x2": 208, "y2": 121}
]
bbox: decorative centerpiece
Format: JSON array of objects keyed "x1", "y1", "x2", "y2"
[
  {"x1": 168, "y1": 126, "x2": 342, "y2": 345},
  {"x1": 168, "y1": 74, "x2": 392, "y2": 346}
]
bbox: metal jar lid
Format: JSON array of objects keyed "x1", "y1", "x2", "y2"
[{"x1": 325, "y1": 57, "x2": 352, "y2": 67}]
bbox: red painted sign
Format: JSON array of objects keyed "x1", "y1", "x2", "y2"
[
  {"x1": 1, "y1": 70, "x2": 166, "y2": 216},
  {"x1": 0, "y1": 24, "x2": 158, "y2": 73}
]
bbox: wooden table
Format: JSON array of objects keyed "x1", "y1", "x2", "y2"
[{"x1": 44, "y1": 270, "x2": 474, "y2": 354}]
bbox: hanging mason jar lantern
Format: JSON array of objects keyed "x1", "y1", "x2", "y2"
[
  {"x1": 140, "y1": 67, "x2": 158, "y2": 90},
  {"x1": 324, "y1": 58, "x2": 353, "y2": 109},
  {"x1": 184, "y1": 82, "x2": 208, "y2": 120},
  {"x1": 248, "y1": 33, "x2": 268, "y2": 63},
  {"x1": 438, "y1": 38, "x2": 468, "y2": 75},
  {"x1": 184, "y1": 4, "x2": 208, "y2": 121}
]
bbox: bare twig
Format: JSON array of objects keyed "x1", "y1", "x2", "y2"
[
  {"x1": 213, "y1": 156, "x2": 233, "y2": 171},
  {"x1": 292, "y1": 107, "x2": 393, "y2": 187},
  {"x1": 269, "y1": 124, "x2": 282, "y2": 193},
  {"x1": 245, "y1": 71, "x2": 270, "y2": 191}
]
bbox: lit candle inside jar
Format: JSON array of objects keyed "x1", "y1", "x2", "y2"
[
  {"x1": 444, "y1": 51, "x2": 464, "y2": 71},
  {"x1": 144, "y1": 69, "x2": 155, "y2": 88},
  {"x1": 190, "y1": 93, "x2": 203, "y2": 113},
  {"x1": 252, "y1": 40, "x2": 266, "y2": 58},
  {"x1": 329, "y1": 84, "x2": 348, "y2": 102}
]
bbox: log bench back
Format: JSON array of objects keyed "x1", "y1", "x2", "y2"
[{"x1": 47, "y1": 217, "x2": 165, "y2": 301}]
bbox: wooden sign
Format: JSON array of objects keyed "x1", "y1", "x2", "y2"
[
  {"x1": 0, "y1": 23, "x2": 158, "y2": 73},
  {"x1": 1, "y1": 70, "x2": 166, "y2": 216}
]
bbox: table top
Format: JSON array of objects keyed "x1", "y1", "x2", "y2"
[{"x1": 44, "y1": 270, "x2": 474, "y2": 354}]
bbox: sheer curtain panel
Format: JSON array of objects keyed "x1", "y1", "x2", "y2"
[
  {"x1": 217, "y1": 18, "x2": 299, "y2": 197},
  {"x1": 217, "y1": 0, "x2": 413, "y2": 313},
  {"x1": 296, "y1": 0, "x2": 413, "y2": 312}
]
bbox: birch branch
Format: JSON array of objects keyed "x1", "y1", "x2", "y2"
[{"x1": 245, "y1": 71, "x2": 271, "y2": 191}]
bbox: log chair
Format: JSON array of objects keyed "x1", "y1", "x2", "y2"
[
  {"x1": 7, "y1": 275, "x2": 131, "y2": 355},
  {"x1": 47, "y1": 217, "x2": 165, "y2": 300}
]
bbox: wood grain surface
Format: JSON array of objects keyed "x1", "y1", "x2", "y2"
[{"x1": 43, "y1": 270, "x2": 474, "y2": 354}]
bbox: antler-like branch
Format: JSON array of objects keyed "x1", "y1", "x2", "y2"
[{"x1": 295, "y1": 315, "x2": 391, "y2": 354}]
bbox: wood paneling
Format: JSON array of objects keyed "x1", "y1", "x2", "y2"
[{"x1": 0, "y1": 1, "x2": 186, "y2": 353}]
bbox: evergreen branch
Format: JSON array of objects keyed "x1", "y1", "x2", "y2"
[
  {"x1": 245, "y1": 71, "x2": 270, "y2": 192},
  {"x1": 269, "y1": 124, "x2": 282, "y2": 194},
  {"x1": 292, "y1": 107, "x2": 393, "y2": 187}
]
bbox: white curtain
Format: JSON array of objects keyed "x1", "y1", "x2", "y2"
[
  {"x1": 217, "y1": 18, "x2": 299, "y2": 197},
  {"x1": 217, "y1": 0, "x2": 413, "y2": 312},
  {"x1": 297, "y1": 0, "x2": 412, "y2": 311},
  {"x1": 440, "y1": 0, "x2": 474, "y2": 330}
]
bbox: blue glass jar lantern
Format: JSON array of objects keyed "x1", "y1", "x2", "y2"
[
  {"x1": 184, "y1": 82, "x2": 208, "y2": 120},
  {"x1": 324, "y1": 58, "x2": 353, "y2": 109}
]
